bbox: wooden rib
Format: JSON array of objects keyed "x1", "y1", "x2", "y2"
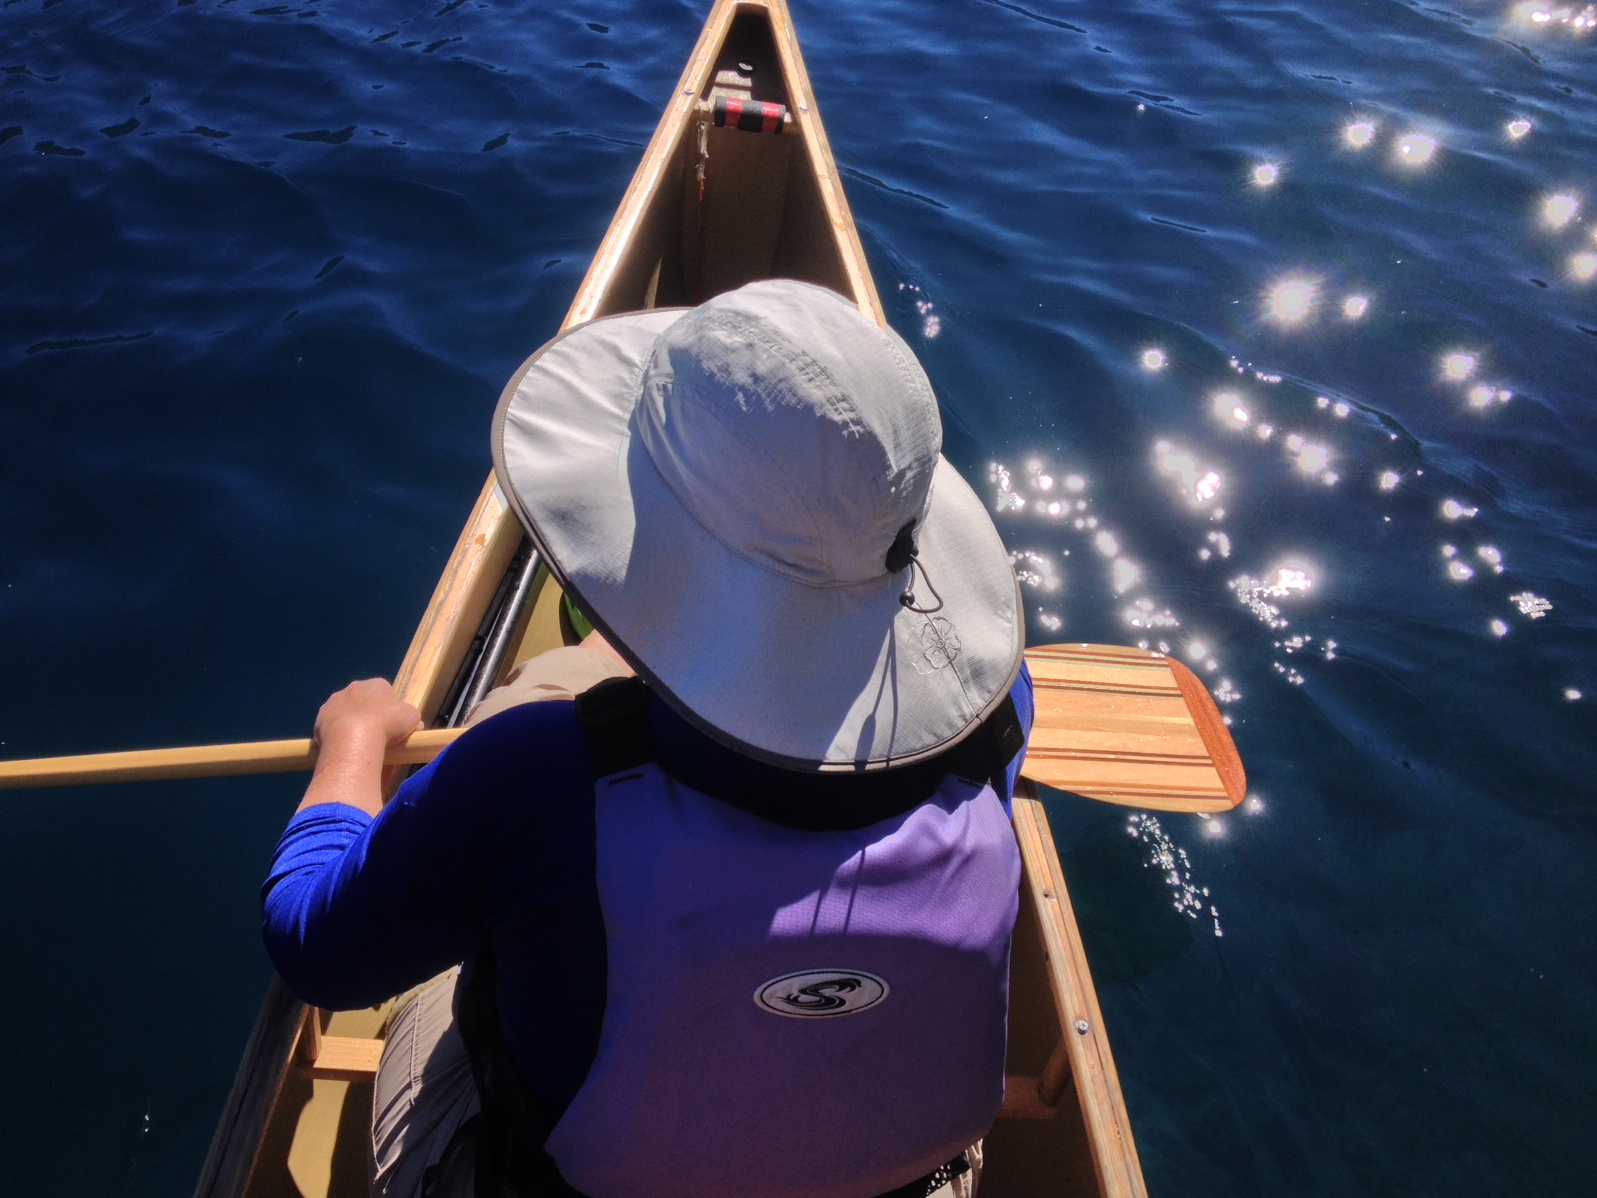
[
  {"x1": 1038, "y1": 1035, "x2": 1071, "y2": 1107},
  {"x1": 1012, "y1": 790, "x2": 1148, "y2": 1198}
]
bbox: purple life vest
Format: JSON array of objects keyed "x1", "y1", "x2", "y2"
[{"x1": 542, "y1": 760, "x2": 1021, "y2": 1198}]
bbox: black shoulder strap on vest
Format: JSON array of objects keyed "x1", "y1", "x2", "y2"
[
  {"x1": 574, "y1": 675, "x2": 656, "y2": 778},
  {"x1": 941, "y1": 693, "x2": 1024, "y2": 792}
]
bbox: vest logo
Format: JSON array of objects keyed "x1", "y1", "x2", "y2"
[{"x1": 754, "y1": 969, "x2": 889, "y2": 1018}]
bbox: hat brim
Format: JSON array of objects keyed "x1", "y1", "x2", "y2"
[{"x1": 492, "y1": 307, "x2": 1023, "y2": 771}]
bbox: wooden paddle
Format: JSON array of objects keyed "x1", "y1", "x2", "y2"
[{"x1": 0, "y1": 643, "x2": 1244, "y2": 811}]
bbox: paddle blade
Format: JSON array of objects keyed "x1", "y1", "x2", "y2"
[{"x1": 1022, "y1": 643, "x2": 1245, "y2": 813}]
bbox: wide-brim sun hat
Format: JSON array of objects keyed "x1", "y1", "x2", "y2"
[{"x1": 492, "y1": 279, "x2": 1022, "y2": 771}]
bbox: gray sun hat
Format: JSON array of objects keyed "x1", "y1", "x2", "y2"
[{"x1": 491, "y1": 279, "x2": 1022, "y2": 771}]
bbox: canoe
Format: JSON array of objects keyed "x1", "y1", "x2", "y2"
[{"x1": 192, "y1": 2, "x2": 1149, "y2": 1195}]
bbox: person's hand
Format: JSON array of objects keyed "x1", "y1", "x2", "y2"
[
  {"x1": 314, "y1": 678, "x2": 422, "y2": 754},
  {"x1": 298, "y1": 679, "x2": 421, "y2": 817}
]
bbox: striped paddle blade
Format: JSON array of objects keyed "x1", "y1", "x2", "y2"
[{"x1": 1021, "y1": 643, "x2": 1245, "y2": 813}]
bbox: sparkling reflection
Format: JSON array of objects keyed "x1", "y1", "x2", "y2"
[
  {"x1": 1154, "y1": 441, "x2": 1224, "y2": 507},
  {"x1": 1511, "y1": 591, "x2": 1552, "y2": 618},
  {"x1": 1344, "y1": 120, "x2": 1377, "y2": 149},
  {"x1": 1111, "y1": 558, "x2": 1141, "y2": 594},
  {"x1": 1542, "y1": 192, "x2": 1580, "y2": 228},
  {"x1": 1491, "y1": 618, "x2": 1510, "y2": 637},
  {"x1": 1126, "y1": 813, "x2": 1220, "y2": 937},
  {"x1": 1379, "y1": 470, "x2": 1401, "y2": 490},
  {"x1": 1396, "y1": 132, "x2": 1437, "y2": 166},
  {"x1": 1571, "y1": 252, "x2": 1597, "y2": 282},
  {"x1": 1342, "y1": 294, "x2": 1369, "y2": 319},
  {"x1": 1467, "y1": 384, "x2": 1512, "y2": 409},
  {"x1": 1252, "y1": 163, "x2": 1280, "y2": 187},
  {"x1": 1513, "y1": 3, "x2": 1597, "y2": 31},
  {"x1": 1230, "y1": 565, "x2": 1313, "y2": 630},
  {"x1": 1212, "y1": 391, "x2": 1251, "y2": 429},
  {"x1": 1441, "y1": 498, "x2": 1478, "y2": 520},
  {"x1": 1284, "y1": 433, "x2": 1331, "y2": 476},
  {"x1": 1507, "y1": 119, "x2": 1533, "y2": 139},
  {"x1": 1441, "y1": 351, "x2": 1477, "y2": 381},
  {"x1": 1141, "y1": 348, "x2": 1167, "y2": 371},
  {"x1": 1265, "y1": 276, "x2": 1317, "y2": 325}
]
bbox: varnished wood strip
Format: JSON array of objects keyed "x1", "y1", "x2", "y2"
[
  {"x1": 1027, "y1": 645, "x2": 1171, "y2": 667},
  {"x1": 1026, "y1": 747, "x2": 1215, "y2": 766},
  {"x1": 1028, "y1": 773, "x2": 1230, "y2": 799},
  {"x1": 1055, "y1": 784, "x2": 1230, "y2": 801},
  {"x1": 1028, "y1": 726, "x2": 1209, "y2": 749},
  {"x1": 1166, "y1": 657, "x2": 1246, "y2": 807},
  {"x1": 1012, "y1": 791, "x2": 1149, "y2": 1198},
  {"x1": 1050, "y1": 788, "x2": 1235, "y2": 815},
  {"x1": 1031, "y1": 678, "x2": 1183, "y2": 698}
]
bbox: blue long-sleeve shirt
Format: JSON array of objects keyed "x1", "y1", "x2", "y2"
[{"x1": 263, "y1": 668, "x2": 1032, "y2": 1113}]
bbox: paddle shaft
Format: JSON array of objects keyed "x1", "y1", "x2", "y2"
[{"x1": 0, "y1": 728, "x2": 464, "y2": 791}]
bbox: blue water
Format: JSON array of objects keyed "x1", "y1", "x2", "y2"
[{"x1": 2, "y1": 0, "x2": 1594, "y2": 1193}]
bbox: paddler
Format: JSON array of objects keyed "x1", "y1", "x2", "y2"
[{"x1": 263, "y1": 279, "x2": 1032, "y2": 1198}]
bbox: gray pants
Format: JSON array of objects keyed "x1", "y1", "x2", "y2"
[{"x1": 369, "y1": 647, "x2": 983, "y2": 1198}]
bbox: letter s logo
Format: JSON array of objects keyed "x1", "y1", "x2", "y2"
[{"x1": 754, "y1": 969, "x2": 889, "y2": 1018}]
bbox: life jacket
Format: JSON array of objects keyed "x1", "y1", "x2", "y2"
[{"x1": 453, "y1": 677, "x2": 1022, "y2": 1198}]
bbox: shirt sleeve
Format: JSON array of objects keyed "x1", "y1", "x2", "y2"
[{"x1": 260, "y1": 700, "x2": 599, "y2": 1011}]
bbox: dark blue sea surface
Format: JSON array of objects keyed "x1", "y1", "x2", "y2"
[{"x1": 2, "y1": 0, "x2": 1594, "y2": 1193}]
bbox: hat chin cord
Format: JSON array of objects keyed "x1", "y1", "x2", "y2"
[
  {"x1": 898, "y1": 556, "x2": 945, "y2": 615},
  {"x1": 885, "y1": 519, "x2": 944, "y2": 615}
]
